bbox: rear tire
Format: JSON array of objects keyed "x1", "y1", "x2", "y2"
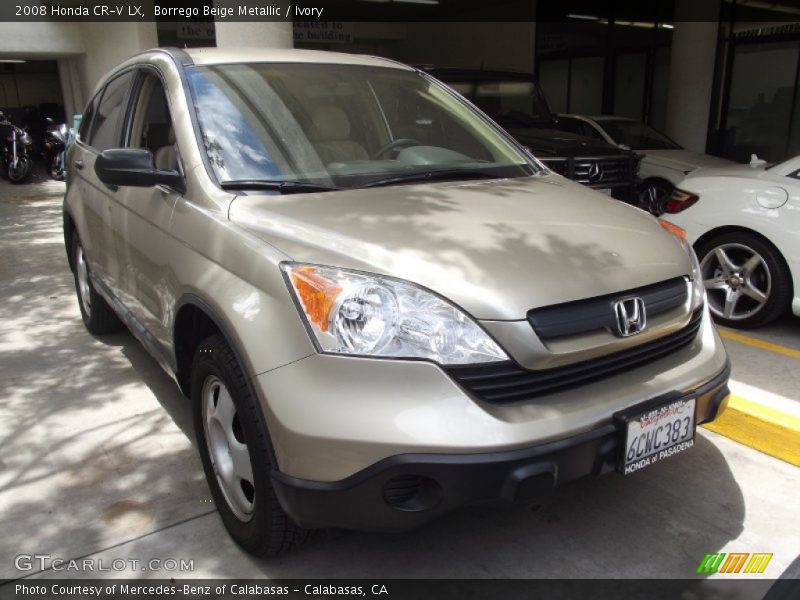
[
  {"x1": 696, "y1": 232, "x2": 791, "y2": 328},
  {"x1": 191, "y1": 333, "x2": 309, "y2": 556},
  {"x1": 71, "y1": 235, "x2": 124, "y2": 334}
]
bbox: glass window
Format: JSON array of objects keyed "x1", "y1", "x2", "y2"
[
  {"x1": 723, "y1": 41, "x2": 800, "y2": 163},
  {"x1": 569, "y1": 56, "x2": 604, "y2": 115},
  {"x1": 650, "y1": 47, "x2": 671, "y2": 131},
  {"x1": 78, "y1": 93, "x2": 99, "y2": 143},
  {"x1": 89, "y1": 71, "x2": 134, "y2": 151},
  {"x1": 613, "y1": 53, "x2": 647, "y2": 121},
  {"x1": 560, "y1": 117, "x2": 605, "y2": 141},
  {"x1": 127, "y1": 72, "x2": 178, "y2": 171},
  {"x1": 598, "y1": 119, "x2": 680, "y2": 150},
  {"x1": 538, "y1": 59, "x2": 568, "y2": 113},
  {"x1": 451, "y1": 79, "x2": 555, "y2": 128},
  {"x1": 186, "y1": 63, "x2": 534, "y2": 187}
]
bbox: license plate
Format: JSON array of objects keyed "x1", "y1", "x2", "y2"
[
  {"x1": 617, "y1": 396, "x2": 696, "y2": 475},
  {"x1": 598, "y1": 188, "x2": 612, "y2": 196}
]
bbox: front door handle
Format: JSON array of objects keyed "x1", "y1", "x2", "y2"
[{"x1": 73, "y1": 159, "x2": 84, "y2": 170}]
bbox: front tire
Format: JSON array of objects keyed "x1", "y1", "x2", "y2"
[
  {"x1": 696, "y1": 232, "x2": 791, "y2": 328},
  {"x1": 191, "y1": 334, "x2": 309, "y2": 556},
  {"x1": 71, "y1": 236, "x2": 123, "y2": 334}
]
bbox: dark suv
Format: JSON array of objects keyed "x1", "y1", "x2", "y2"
[{"x1": 424, "y1": 67, "x2": 641, "y2": 205}]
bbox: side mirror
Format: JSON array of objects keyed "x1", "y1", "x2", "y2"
[{"x1": 95, "y1": 148, "x2": 183, "y2": 191}]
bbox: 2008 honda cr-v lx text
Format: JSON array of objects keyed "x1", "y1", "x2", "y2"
[{"x1": 63, "y1": 48, "x2": 730, "y2": 556}]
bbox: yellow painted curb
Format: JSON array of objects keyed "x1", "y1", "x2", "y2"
[
  {"x1": 703, "y1": 394, "x2": 800, "y2": 467},
  {"x1": 718, "y1": 328, "x2": 800, "y2": 360}
]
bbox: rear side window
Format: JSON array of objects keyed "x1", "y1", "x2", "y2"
[
  {"x1": 78, "y1": 94, "x2": 98, "y2": 142},
  {"x1": 89, "y1": 71, "x2": 135, "y2": 151}
]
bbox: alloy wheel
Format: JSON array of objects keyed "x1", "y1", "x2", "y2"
[
  {"x1": 202, "y1": 375, "x2": 255, "y2": 521},
  {"x1": 700, "y1": 242, "x2": 771, "y2": 321},
  {"x1": 75, "y1": 244, "x2": 92, "y2": 317}
]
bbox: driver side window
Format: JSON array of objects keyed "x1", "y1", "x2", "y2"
[{"x1": 127, "y1": 71, "x2": 179, "y2": 172}]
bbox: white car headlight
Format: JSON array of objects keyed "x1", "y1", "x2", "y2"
[{"x1": 281, "y1": 263, "x2": 508, "y2": 365}]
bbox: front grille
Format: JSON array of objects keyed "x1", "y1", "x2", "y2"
[
  {"x1": 446, "y1": 307, "x2": 703, "y2": 404},
  {"x1": 541, "y1": 156, "x2": 636, "y2": 187},
  {"x1": 528, "y1": 277, "x2": 688, "y2": 340}
]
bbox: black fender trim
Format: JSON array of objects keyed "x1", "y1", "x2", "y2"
[{"x1": 173, "y1": 293, "x2": 281, "y2": 469}]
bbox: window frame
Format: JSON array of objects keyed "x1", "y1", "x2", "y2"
[
  {"x1": 78, "y1": 67, "x2": 137, "y2": 153},
  {"x1": 121, "y1": 64, "x2": 186, "y2": 188}
]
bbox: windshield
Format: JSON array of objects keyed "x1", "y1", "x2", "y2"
[
  {"x1": 448, "y1": 79, "x2": 555, "y2": 128},
  {"x1": 185, "y1": 63, "x2": 536, "y2": 189},
  {"x1": 599, "y1": 119, "x2": 681, "y2": 150}
]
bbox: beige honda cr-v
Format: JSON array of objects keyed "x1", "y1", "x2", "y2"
[{"x1": 63, "y1": 47, "x2": 730, "y2": 556}]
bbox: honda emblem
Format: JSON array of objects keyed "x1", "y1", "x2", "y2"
[{"x1": 614, "y1": 297, "x2": 646, "y2": 337}]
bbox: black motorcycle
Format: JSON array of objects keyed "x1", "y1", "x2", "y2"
[
  {"x1": 43, "y1": 118, "x2": 68, "y2": 181},
  {"x1": 0, "y1": 117, "x2": 33, "y2": 184}
]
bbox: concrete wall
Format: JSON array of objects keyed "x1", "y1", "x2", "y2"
[
  {"x1": 0, "y1": 20, "x2": 158, "y2": 118},
  {"x1": 215, "y1": 21, "x2": 294, "y2": 49},
  {"x1": 0, "y1": 21, "x2": 84, "y2": 58},
  {"x1": 664, "y1": 3, "x2": 720, "y2": 152},
  {"x1": 76, "y1": 22, "x2": 158, "y2": 97}
]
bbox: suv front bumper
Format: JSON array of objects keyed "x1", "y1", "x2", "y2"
[{"x1": 270, "y1": 361, "x2": 730, "y2": 532}]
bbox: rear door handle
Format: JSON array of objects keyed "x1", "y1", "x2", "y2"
[{"x1": 73, "y1": 160, "x2": 84, "y2": 170}]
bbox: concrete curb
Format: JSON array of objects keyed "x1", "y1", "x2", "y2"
[{"x1": 703, "y1": 394, "x2": 800, "y2": 467}]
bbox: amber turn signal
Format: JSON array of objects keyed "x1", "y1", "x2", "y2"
[
  {"x1": 290, "y1": 267, "x2": 342, "y2": 332},
  {"x1": 658, "y1": 219, "x2": 687, "y2": 241}
]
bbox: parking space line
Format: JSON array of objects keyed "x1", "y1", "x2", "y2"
[
  {"x1": 717, "y1": 328, "x2": 800, "y2": 360},
  {"x1": 703, "y1": 394, "x2": 800, "y2": 467}
]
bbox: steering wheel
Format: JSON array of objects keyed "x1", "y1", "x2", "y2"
[{"x1": 372, "y1": 138, "x2": 422, "y2": 160}]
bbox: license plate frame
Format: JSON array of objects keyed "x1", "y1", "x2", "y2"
[{"x1": 615, "y1": 393, "x2": 697, "y2": 475}]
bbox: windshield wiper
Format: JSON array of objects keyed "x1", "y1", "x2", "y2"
[
  {"x1": 359, "y1": 169, "x2": 507, "y2": 189},
  {"x1": 220, "y1": 179, "x2": 340, "y2": 194}
]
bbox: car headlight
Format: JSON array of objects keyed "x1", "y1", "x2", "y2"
[
  {"x1": 659, "y1": 219, "x2": 704, "y2": 310},
  {"x1": 281, "y1": 263, "x2": 509, "y2": 365}
]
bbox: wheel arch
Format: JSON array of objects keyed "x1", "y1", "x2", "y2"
[
  {"x1": 63, "y1": 209, "x2": 77, "y2": 272},
  {"x1": 172, "y1": 293, "x2": 282, "y2": 471},
  {"x1": 173, "y1": 294, "x2": 250, "y2": 398}
]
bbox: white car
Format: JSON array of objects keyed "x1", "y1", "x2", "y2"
[
  {"x1": 660, "y1": 156, "x2": 800, "y2": 328},
  {"x1": 557, "y1": 115, "x2": 736, "y2": 213}
]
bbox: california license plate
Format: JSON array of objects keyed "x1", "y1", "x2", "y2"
[{"x1": 618, "y1": 396, "x2": 696, "y2": 475}]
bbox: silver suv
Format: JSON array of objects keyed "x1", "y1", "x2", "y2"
[{"x1": 63, "y1": 48, "x2": 730, "y2": 556}]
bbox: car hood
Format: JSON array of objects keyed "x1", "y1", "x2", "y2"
[
  {"x1": 505, "y1": 127, "x2": 628, "y2": 158},
  {"x1": 229, "y1": 175, "x2": 691, "y2": 320},
  {"x1": 643, "y1": 149, "x2": 736, "y2": 173}
]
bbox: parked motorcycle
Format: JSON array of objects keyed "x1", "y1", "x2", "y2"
[
  {"x1": 0, "y1": 113, "x2": 33, "y2": 184},
  {"x1": 43, "y1": 117, "x2": 68, "y2": 181}
]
